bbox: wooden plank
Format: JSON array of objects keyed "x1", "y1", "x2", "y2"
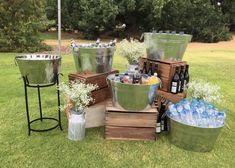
[
  {"x1": 91, "y1": 87, "x2": 111, "y2": 105},
  {"x1": 68, "y1": 70, "x2": 118, "y2": 89},
  {"x1": 157, "y1": 89, "x2": 186, "y2": 104},
  {"x1": 105, "y1": 112, "x2": 157, "y2": 128},
  {"x1": 105, "y1": 101, "x2": 158, "y2": 113},
  {"x1": 105, "y1": 126, "x2": 156, "y2": 141},
  {"x1": 139, "y1": 57, "x2": 188, "y2": 92}
]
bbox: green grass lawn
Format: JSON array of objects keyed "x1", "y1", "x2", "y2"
[{"x1": 0, "y1": 47, "x2": 235, "y2": 168}]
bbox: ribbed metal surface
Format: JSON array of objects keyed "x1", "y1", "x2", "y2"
[
  {"x1": 168, "y1": 117, "x2": 223, "y2": 152},
  {"x1": 15, "y1": 54, "x2": 61, "y2": 85},
  {"x1": 73, "y1": 47, "x2": 115, "y2": 73},
  {"x1": 107, "y1": 74, "x2": 160, "y2": 111},
  {"x1": 144, "y1": 33, "x2": 192, "y2": 61}
]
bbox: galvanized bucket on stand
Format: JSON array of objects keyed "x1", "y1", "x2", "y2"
[
  {"x1": 15, "y1": 54, "x2": 61, "y2": 85},
  {"x1": 107, "y1": 74, "x2": 160, "y2": 111},
  {"x1": 73, "y1": 46, "x2": 115, "y2": 73},
  {"x1": 144, "y1": 33, "x2": 192, "y2": 61},
  {"x1": 168, "y1": 116, "x2": 223, "y2": 152}
]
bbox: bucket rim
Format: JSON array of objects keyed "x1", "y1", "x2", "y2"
[
  {"x1": 144, "y1": 32, "x2": 192, "y2": 37},
  {"x1": 107, "y1": 73, "x2": 161, "y2": 87},
  {"x1": 15, "y1": 54, "x2": 61, "y2": 61},
  {"x1": 75, "y1": 46, "x2": 116, "y2": 50}
]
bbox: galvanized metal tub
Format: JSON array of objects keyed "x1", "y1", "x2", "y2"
[
  {"x1": 107, "y1": 74, "x2": 160, "y2": 111},
  {"x1": 73, "y1": 47, "x2": 115, "y2": 73},
  {"x1": 168, "y1": 116, "x2": 223, "y2": 152},
  {"x1": 15, "y1": 54, "x2": 61, "y2": 85},
  {"x1": 144, "y1": 33, "x2": 192, "y2": 61}
]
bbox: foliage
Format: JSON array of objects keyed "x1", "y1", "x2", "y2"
[
  {"x1": 158, "y1": 0, "x2": 231, "y2": 42},
  {"x1": 44, "y1": 0, "x2": 234, "y2": 42},
  {"x1": 58, "y1": 81, "x2": 98, "y2": 112},
  {"x1": 116, "y1": 38, "x2": 145, "y2": 64},
  {"x1": 187, "y1": 80, "x2": 224, "y2": 104},
  {"x1": 0, "y1": 0, "x2": 51, "y2": 52}
]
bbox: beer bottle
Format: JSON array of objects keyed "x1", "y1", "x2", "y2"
[
  {"x1": 178, "y1": 65, "x2": 185, "y2": 93},
  {"x1": 143, "y1": 62, "x2": 148, "y2": 74},
  {"x1": 160, "y1": 104, "x2": 166, "y2": 131},
  {"x1": 154, "y1": 63, "x2": 159, "y2": 77},
  {"x1": 148, "y1": 62, "x2": 153, "y2": 76},
  {"x1": 184, "y1": 64, "x2": 189, "y2": 89},
  {"x1": 170, "y1": 66, "x2": 180, "y2": 94}
]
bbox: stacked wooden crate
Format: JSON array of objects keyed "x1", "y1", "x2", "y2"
[
  {"x1": 105, "y1": 101, "x2": 158, "y2": 141},
  {"x1": 68, "y1": 70, "x2": 118, "y2": 105},
  {"x1": 139, "y1": 57, "x2": 187, "y2": 103}
]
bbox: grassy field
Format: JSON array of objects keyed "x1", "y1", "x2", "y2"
[{"x1": 0, "y1": 44, "x2": 235, "y2": 168}]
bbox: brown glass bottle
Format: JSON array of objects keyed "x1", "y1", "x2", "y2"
[
  {"x1": 178, "y1": 65, "x2": 185, "y2": 93},
  {"x1": 184, "y1": 64, "x2": 189, "y2": 89},
  {"x1": 170, "y1": 66, "x2": 180, "y2": 94}
]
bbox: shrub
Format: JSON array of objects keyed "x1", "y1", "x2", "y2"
[
  {"x1": 152, "y1": 0, "x2": 232, "y2": 42},
  {"x1": 0, "y1": 1, "x2": 51, "y2": 52}
]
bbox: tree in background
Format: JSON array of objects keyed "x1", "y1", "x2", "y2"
[
  {"x1": 159, "y1": 0, "x2": 231, "y2": 42},
  {"x1": 0, "y1": 0, "x2": 50, "y2": 52},
  {"x1": 45, "y1": 0, "x2": 234, "y2": 42}
]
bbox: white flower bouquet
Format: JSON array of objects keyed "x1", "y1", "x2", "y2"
[
  {"x1": 116, "y1": 38, "x2": 145, "y2": 64},
  {"x1": 58, "y1": 81, "x2": 98, "y2": 114},
  {"x1": 186, "y1": 79, "x2": 224, "y2": 104}
]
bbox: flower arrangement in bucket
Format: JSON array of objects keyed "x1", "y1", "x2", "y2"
[
  {"x1": 58, "y1": 80, "x2": 98, "y2": 141},
  {"x1": 116, "y1": 38, "x2": 145, "y2": 72}
]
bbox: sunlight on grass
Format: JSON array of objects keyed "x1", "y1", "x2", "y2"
[{"x1": 0, "y1": 46, "x2": 235, "y2": 167}]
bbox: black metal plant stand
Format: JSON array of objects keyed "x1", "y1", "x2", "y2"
[{"x1": 22, "y1": 75, "x2": 63, "y2": 135}]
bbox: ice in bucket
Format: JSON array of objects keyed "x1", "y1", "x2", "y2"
[{"x1": 167, "y1": 98, "x2": 226, "y2": 128}]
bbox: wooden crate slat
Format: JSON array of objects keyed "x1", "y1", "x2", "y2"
[
  {"x1": 139, "y1": 57, "x2": 188, "y2": 92},
  {"x1": 157, "y1": 90, "x2": 186, "y2": 104},
  {"x1": 68, "y1": 70, "x2": 118, "y2": 89},
  {"x1": 91, "y1": 87, "x2": 111, "y2": 105},
  {"x1": 105, "y1": 100, "x2": 158, "y2": 113},
  {"x1": 105, "y1": 126, "x2": 156, "y2": 141},
  {"x1": 68, "y1": 70, "x2": 118, "y2": 106},
  {"x1": 105, "y1": 112, "x2": 157, "y2": 128}
]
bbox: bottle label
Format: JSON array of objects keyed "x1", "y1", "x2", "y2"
[
  {"x1": 156, "y1": 123, "x2": 161, "y2": 133},
  {"x1": 184, "y1": 80, "x2": 187, "y2": 90},
  {"x1": 178, "y1": 81, "x2": 181, "y2": 91},
  {"x1": 171, "y1": 82, "x2": 177, "y2": 93}
]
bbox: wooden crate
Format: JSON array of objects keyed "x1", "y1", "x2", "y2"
[
  {"x1": 139, "y1": 58, "x2": 187, "y2": 92},
  {"x1": 156, "y1": 89, "x2": 186, "y2": 105},
  {"x1": 105, "y1": 102, "x2": 158, "y2": 141},
  {"x1": 68, "y1": 70, "x2": 118, "y2": 105}
]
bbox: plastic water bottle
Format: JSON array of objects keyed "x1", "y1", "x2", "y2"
[
  {"x1": 114, "y1": 74, "x2": 121, "y2": 83},
  {"x1": 216, "y1": 112, "x2": 226, "y2": 127}
]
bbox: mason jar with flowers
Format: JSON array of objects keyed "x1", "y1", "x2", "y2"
[{"x1": 58, "y1": 81, "x2": 98, "y2": 141}]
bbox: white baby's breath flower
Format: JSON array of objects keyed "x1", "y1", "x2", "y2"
[
  {"x1": 116, "y1": 38, "x2": 145, "y2": 64},
  {"x1": 58, "y1": 81, "x2": 98, "y2": 112},
  {"x1": 186, "y1": 79, "x2": 224, "y2": 105}
]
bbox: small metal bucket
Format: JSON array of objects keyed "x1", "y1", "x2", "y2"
[
  {"x1": 15, "y1": 54, "x2": 61, "y2": 85},
  {"x1": 73, "y1": 47, "x2": 115, "y2": 73},
  {"x1": 107, "y1": 74, "x2": 160, "y2": 111},
  {"x1": 144, "y1": 33, "x2": 192, "y2": 61},
  {"x1": 168, "y1": 116, "x2": 223, "y2": 152}
]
